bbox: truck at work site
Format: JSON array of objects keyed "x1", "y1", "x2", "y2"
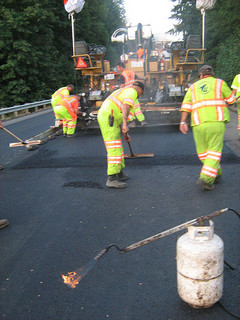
[{"x1": 72, "y1": 23, "x2": 205, "y2": 129}]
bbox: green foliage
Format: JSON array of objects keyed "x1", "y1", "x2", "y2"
[
  {"x1": 170, "y1": 0, "x2": 240, "y2": 84},
  {"x1": 74, "y1": 0, "x2": 125, "y2": 65},
  {"x1": 215, "y1": 35, "x2": 240, "y2": 86},
  {"x1": 169, "y1": 0, "x2": 202, "y2": 38},
  {"x1": 0, "y1": 0, "x2": 125, "y2": 107}
]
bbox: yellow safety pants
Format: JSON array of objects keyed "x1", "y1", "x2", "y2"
[
  {"x1": 97, "y1": 108, "x2": 125, "y2": 175},
  {"x1": 54, "y1": 105, "x2": 77, "y2": 135},
  {"x1": 192, "y1": 121, "x2": 225, "y2": 184}
]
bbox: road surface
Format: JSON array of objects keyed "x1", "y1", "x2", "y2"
[{"x1": 0, "y1": 109, "x2": 239, "y2": 320}]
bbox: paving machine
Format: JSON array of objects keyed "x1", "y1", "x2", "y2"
[
  {"x1": 111, "y1": 23, "x2": 205, "y2": 125},
  {"x1": 72, "y1": 24, "x2": 205, "y2": 128}
]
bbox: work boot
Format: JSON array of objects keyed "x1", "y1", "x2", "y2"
[
  {"x1": 128, "y1": 120, "x2": 136, "y2": 128},
  {"x1": 141, "y1": 120, "x2": 148, "y2": 126},
  {"x1": 214, "y1": 175, "x2": 222, "y2": 184},
  {"x1": 0, "y1": 219, "x2": 9, "y2": 229},
  {"x1": 117, "y1": 170, "x2": 129, "y2": 181},
  {"x1": 106, "y1": 175, "x2": 127, "y2": 188},
  {"x1": 67, "y1": 134, "x2": 76, "y2": 138},
  {"x1": 197, "y1": 179, "x2": 215, "y2": 191}
]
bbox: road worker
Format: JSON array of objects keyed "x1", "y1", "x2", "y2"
[
  {"x1": 116, "y1": 62, "x2": 147, "y2": 127},
  {"x1": 54, "y1": 94, "x2": 82, "y2": 137},
  {"x1": 136, "y1": 44, "x2": 147, "y2": 59},
  {"x1": 98, "y1": 81, "x2": 144, "y2": 188},
  {"x1": 51, "y1": 84, "x2": 74, "y2": 127},
  {"x1": 179, "y1": 65, "x2": 235, "y2": 191},
  {"x1": 231, "y1": 74, "x2": 240, "y2": 139}
]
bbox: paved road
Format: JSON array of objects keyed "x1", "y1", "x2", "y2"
[{"x1": 0, "y1": 110, "x2": 239, "y2": 320}]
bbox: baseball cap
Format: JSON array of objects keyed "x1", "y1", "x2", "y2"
[{"x1": 133, "y1": 80, "x2": 145, "y2": 91}]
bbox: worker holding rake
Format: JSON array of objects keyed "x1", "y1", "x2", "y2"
[{"x1": 97, "y1": 81, "x2": 144, "y2": 189}]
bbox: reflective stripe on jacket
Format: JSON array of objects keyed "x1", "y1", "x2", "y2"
[
  {"x1": 51, "y1": 87, "x2": 69, "y2": 105},
  {"x1": 105, "y1": 87, "x2": 136, "y2": 121},
  {"x1": 231, "y1": 74, "x2": 240, "y2": 97},
  {"x1": 181, "y1": 77, "x2": 235, "y2": 126},
  {"x1": 122, "y1": 70, "x2": 135, "y2": 87}
]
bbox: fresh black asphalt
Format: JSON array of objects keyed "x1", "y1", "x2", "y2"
[{"x1": 0, "y1": 110, "x2": 239, "y2": 320}]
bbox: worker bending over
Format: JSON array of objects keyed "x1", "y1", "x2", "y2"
[
  {"x1": 51, "y1": 84, "x2": 74, "y2": 127},
  {"x1": 231, "y1": 74, "x2": 240, "y2": 138},
  {"x1": 117, "y1": 62, "x2": 147, "y2": 127},
  {"x1": 54, "y1": 94, "x2": 82, "y2": 137},
  {"x1": 180, "y1": 65, "x2": 235, "y2": 191},
  {"x1": 98, "y1": 81, "x2": 144, "y2": 188}
]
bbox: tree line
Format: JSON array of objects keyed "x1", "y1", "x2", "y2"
[
  {"x1": 169, "y1": 0, "x2": 240, "y2": 85},
  {"x1": 1, "y1": 0, "x2": 239, "y2": 108},
  {"x1": 0, "y1": 0, "x2": 125, "y2": 108}
]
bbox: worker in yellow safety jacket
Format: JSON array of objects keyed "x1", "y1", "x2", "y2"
[
  {"x1": 54, "y1": 94, "x2": 82, "y2": 137},
  {"x1": 51, "y1": 84, "x2": 74, "y2": 127},
  {"x1": 117, "y1": 62, "x2": 147, "y2": 127},
  {"x1": 180, "y1": 65, "x2": 235, "y2": 191},
  {"x1": 98, "y1": 81, "x2": 144, "y2": 188},
  {"x1": 231, "y1": 74, "x2": 240, "y2": 138}
]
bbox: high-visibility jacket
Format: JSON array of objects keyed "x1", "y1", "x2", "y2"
[
  {"x1": 137, "y1": 48, "x2": 147, "y2": 59},
  {"x1": 51, "y1": 87, "x2": 70, "y2": 107},
  {"x1": 181, "y1": 76, "x2": 235, "y2": 126},
  {"x1": 99, "y1": 87, "x2": 137, "y2": 123},
  {"x1": 231, "y1": 74, "x2": 240, "y2": 97},
  {"x1": 122, "y1": 70, "x2": 135, "y2": 87},
  {"x1": 58, "y1": 96, "x2": 79, "y2": 120}
]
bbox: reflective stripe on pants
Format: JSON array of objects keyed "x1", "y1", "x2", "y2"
[
  {"x1": 54, "y1": 105, "x2": 77, "y2": 135},
  {"x1": 193, "y1": 121, "x2": 225, "y2": 184},
  {"x1": 98, "y1": 109, "x2": 125, "y2": 175}
]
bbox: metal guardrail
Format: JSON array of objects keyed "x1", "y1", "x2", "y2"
[{"x1": 0, "y1": 99, "x2": 51, "y2": 120}]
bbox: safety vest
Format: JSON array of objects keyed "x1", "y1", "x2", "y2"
[
  {"x1": 181, "y1": 76, "x2": 235, "y2": 126},
  {"x1": 104, "y1": 88, "x2": 136, "y2": 121},
  {"x1": 51, "y1": 87, "x2": 69, "y2": 104},
  {"x1": 122, "y1": 70, "x2": 135, "y2": 87},
  {"x1": 59, "y1": 96, "x2": 79, "y2": 119},
  {"x1": 137, "y1": 48, "x2": 147, "y2": 59},
  {"x1": 231, "y1": 74, "x2": 240, "y2": 97}
]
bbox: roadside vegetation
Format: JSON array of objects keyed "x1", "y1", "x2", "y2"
[
  {"x1": 169, "y1": 0, "x2": 240, "y2": 84},
  {"x1": 0, "y1": 0, "x2": 239, "y2": 108}
]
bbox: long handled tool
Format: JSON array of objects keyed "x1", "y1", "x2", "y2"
[
  {"x1": 62, "y1": 208, "x2": 240, "y2": 289},
  {"x1": 3, "y1": 127, "x2": 42, "y2": 148},
  {"x1": 124, "y1": 134, "x2": 154, "y2": 159}
]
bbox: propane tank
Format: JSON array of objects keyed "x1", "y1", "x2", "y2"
[{"x1": 176, "y1": 220, "x2": 224, "y2": 308}]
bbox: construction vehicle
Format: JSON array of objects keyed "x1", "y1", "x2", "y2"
[
  {"x1": 72, "y1": 23, "x2": 205, "y2": 128},
  {"x1": 110, "y1": 23, "x2": 205, "y2": 125}
]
